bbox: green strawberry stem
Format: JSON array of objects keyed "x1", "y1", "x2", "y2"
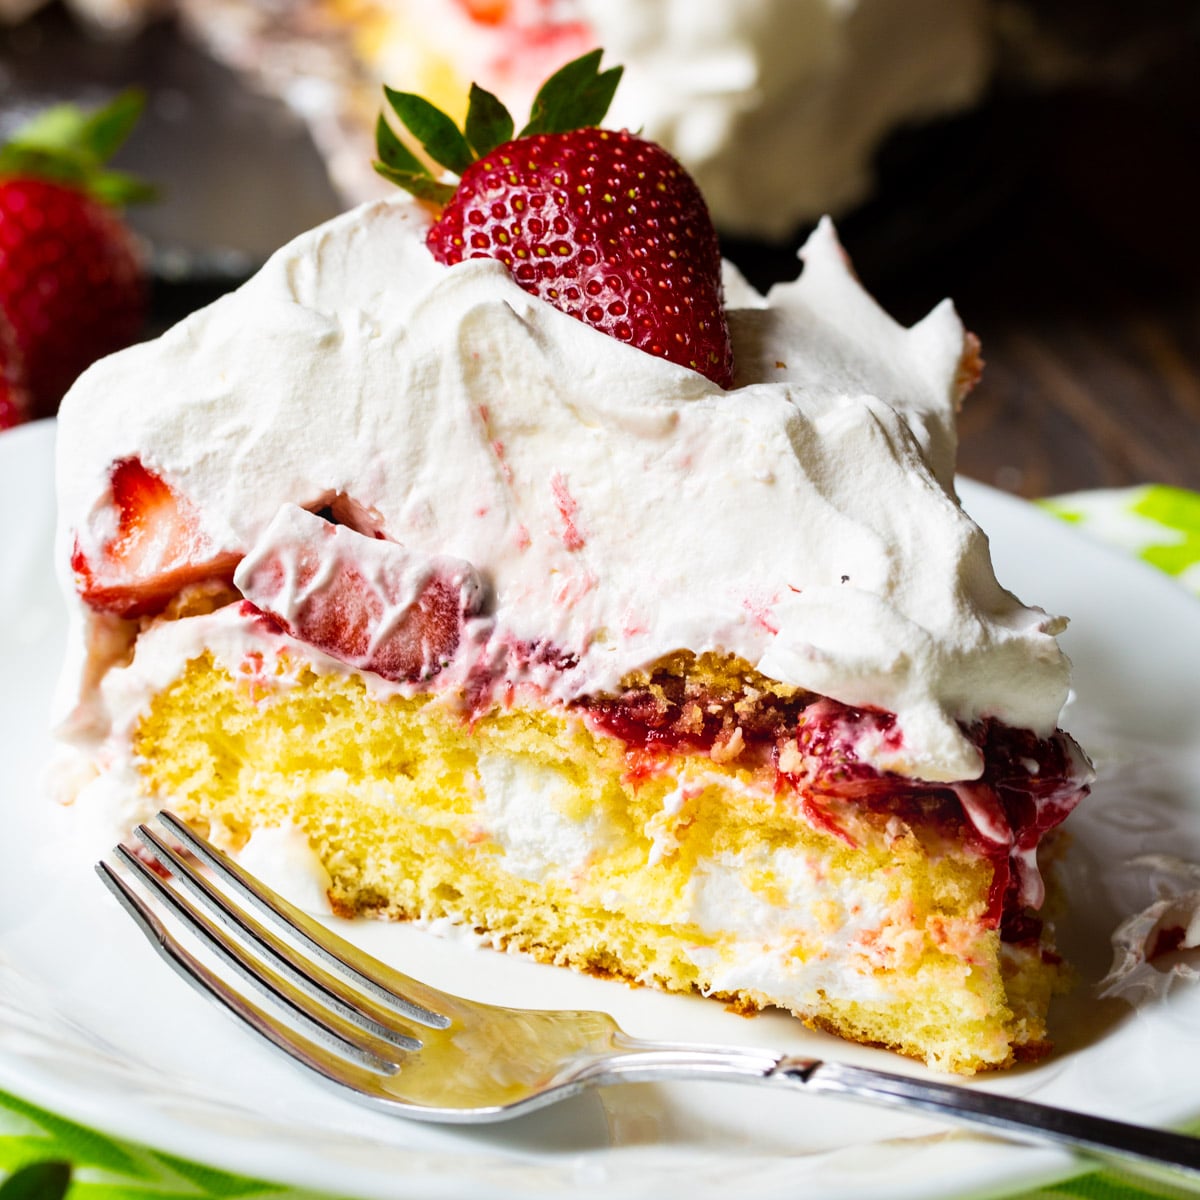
[
  {"x1": 0, "y1": 90, "x2": 155, "y2": 206},
  {"x1": 374, "y1": 49, "x2": 623, "y2": 200}
]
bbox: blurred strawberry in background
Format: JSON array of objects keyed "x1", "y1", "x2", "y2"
[
  {"x1": 0, "y1": 90, "x2": 153, "y2": 422},
  {"x1": 0, "y1": 309, "x2": 31, "y2": 431}
]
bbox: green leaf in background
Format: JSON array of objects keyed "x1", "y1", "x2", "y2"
[
  {"x1": 87, "y1": 168, "x2": 158, "y2": 206},
  {"x1": 0, "y1": 102, "x2": 89, "y2": 158},
  {"x1": 0, "y1": 1161, "x2": 71, "y2": 1200},
  {"x1": 0, "y1": 1087, "x2": 349, "y2": 1198},
  {"x1": 519, "y1": 49, "x2": 623, "y2": 137},
  {"x1": 0, "y1": 1094, "x2": 147, "y2": 1181},
  {"x1": 463, "y1": 85, "x2": 514, "y2": 159},
  {"x1": 0, "y1": 146, "x2": 88, "y2": 189},
  {"x1": 0, "y1": 89, "x2": 155, "y2": 207},
  {"x1": 77, "y1": 89, "x2": 145, "y2": 163},
  {"x1": 383, "y1": 89, "x2": 474, "y2": 177},
  {"x1": 2, "y1": 91, "x2": 143, "y2": 166}
]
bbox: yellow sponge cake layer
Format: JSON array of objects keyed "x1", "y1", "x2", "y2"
[{"x1": 129, "y1": 642, "x2": 1064, "y2": 1074}]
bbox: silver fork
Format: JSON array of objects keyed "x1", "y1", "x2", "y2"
[{"x1": 98, "y1": 810, "x2": 1200, "y2": 1181}]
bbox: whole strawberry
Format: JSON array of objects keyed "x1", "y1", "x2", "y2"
[
  {"x1": 375, "y1": 51, "x2": 734, "y2": 388},
  {"x1": 0, "y1": 310, "x2": 31, "y2": 432},
  {"x1": 0, "y1": 92, "x2": 152, "y2": 417}
]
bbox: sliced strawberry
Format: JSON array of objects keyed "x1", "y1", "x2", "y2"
[
  {"x1": 235, "y1": 505, "x2": 485, "y2": 684},
  {"x1": 72, "y1": 457, "x2": 241, "y2": 618}
]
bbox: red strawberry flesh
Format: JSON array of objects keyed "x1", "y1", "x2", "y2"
[
  {"x1": 72, "y1": 457, "x2": 240, "y2": 618},
  {"x1": 586, "y1": 687, "x2": 1090, "y2": 935},
  {"x1": 235, "y1": 505, "x2": 484, "y2": 684},
  {"x1": 426, "y1": 128, "x2": 734, "y2": 388}
]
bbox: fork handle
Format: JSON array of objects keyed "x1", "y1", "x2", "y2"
[
  {"x1": 604, "y1": 1039, "x2": 1199, "y2": 1178},
  {"x1": 774, "y1": 1057, "x2": 1200, "y2": 1179}
]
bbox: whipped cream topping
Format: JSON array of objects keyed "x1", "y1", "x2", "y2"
[
  {"x1": 345, "y1": 0, "x2": 991, "y2": 238},
  {"x1": 57, "y1": 196, "x2": 1071, "y2": 783}
]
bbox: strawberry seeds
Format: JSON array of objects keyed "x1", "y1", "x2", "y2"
[{"x1": 375, "y1": 49, "x2": 734, "y2": 388}]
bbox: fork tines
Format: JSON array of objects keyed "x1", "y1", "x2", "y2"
[{"x1": 97, "y1": 811, "x2": 451, "y2": 1081}]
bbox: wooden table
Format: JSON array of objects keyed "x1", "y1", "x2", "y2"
[{"x1": 727, "y1": 77, "x2": 1200, "y2": 500}]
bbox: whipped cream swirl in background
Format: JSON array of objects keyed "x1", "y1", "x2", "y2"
[
  {"x1": 56, "y1": 197, "x2": 1070, "y2": 782},
  {"x1": 303, "y1": 0, "x2": 991, "y2": 240}
]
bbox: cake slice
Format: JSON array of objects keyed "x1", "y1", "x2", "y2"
[{"x1": 55, "y1": 59, "x2": 1090, "y2": 1075}]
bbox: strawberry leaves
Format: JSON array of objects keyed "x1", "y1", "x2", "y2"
[
  {"x1": 519, "y1": 49, "x2": 623, "y2": 137},
  {"x1": 382, "y1": 88, "x2": 475, "y2": 175},
  {"x1": 374, "y1": 48, "x2": 734, "y2": 388},
  {"x1": 374, "y1": 49, "x2": 621, "y2": 193},
  {"x1": 464, "y1": 84, "x2": 514, "y2": 158},
  {"x1": 374, "y1": 114, "x2": 454, "y2": 204},
  {"x1": 428, "y1": 126, "x2": 734, "y2": 386},
  {"x1": 0, "y1": 90, "x2": 155, "y2": 206}
]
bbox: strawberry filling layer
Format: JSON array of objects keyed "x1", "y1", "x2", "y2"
[{"x1": 582, "y1": 692, "x2": 1090, "y2": 941}]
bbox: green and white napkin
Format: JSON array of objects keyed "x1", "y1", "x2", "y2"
[{"x1": 1041, "y1": 485, "x2": 1200, "y2": 599}]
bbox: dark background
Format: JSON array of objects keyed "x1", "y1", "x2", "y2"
[{"x1": 3, "y1": 1, "x2": 1199, "y2": 498}]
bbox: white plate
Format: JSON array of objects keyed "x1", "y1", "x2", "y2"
[{"x1": 3, "y1": 418, "x2": 1200, "y2": 1200}]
